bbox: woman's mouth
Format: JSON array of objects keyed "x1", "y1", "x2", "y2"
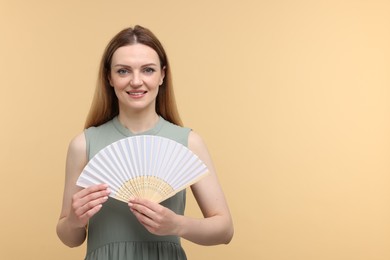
[{"x1": 127, "y1": 91, "x2": 147, "y2": 97}]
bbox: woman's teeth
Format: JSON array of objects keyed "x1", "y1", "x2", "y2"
[{"x1": 128, "y1": 91, "x2": 145, "y2": 96}]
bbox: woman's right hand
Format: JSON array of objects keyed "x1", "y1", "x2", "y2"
[{"x1": 67, "y1": 184, "x2": 111, "y2": 229}]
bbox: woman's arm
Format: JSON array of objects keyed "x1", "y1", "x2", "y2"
[
  {"x1": 56, "y1": 133, "x2": 110, "y2": 247},
  {"x1": 178, "y1": 131, "x2": 234, "y2": 245},
  {"x1": 129, "y1": 131, "x2": 234, "y2": 245}
]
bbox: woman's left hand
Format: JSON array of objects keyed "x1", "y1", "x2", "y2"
[{"x1": 128, "y1": 198, "x2": 181, "y2": 236}]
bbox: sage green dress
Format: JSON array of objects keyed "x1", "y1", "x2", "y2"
[{"x1": 84, "y1": 116, "x2": 191, "y2": 260}]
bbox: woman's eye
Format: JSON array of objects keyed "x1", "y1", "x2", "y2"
[
  {"x1": 143, "y1": 67, "x2": 156, "y2": 74},
  {"x1": 117, "y1": 69, "x2": 129, "y2": 75}
]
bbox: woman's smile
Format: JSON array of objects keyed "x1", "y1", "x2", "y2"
[
  {"x1": 127, "y1": 90, "x2": 148, "y2": 98},
  {"x1": 109, "y1": 44, "x2": 165, "y2": 113}
]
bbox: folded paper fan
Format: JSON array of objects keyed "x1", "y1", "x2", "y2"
[{"x1": 76, "y1": 135, "x2": 209, "y2": 203}]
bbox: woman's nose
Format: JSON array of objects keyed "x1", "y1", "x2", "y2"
[{"x1": 130, "y1": 73, "x2": 143, "y2": 86}]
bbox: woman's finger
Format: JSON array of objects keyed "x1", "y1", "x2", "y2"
[
  {"x1": 80, "y1": 203, "x2": 104, "y2": 220},
  {"x1": 73, "y1": 185, "x2": 110, "y2": 208},
  {"x1": 71, "y1": 184, "x2": 110, "y2": 223},
  {"x1": 74, "y1": 195, "x2": 109, "y2": 217},
  {"x1": 76, "y1": 184, "x2": 110, "y2": 200},
  {"x1": 131, "y1": 207, "x2": 159, "y2": 230}
]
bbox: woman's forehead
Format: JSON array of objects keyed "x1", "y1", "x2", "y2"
[{"x1": 112, "y1": 44, "x2": 159, "y2": 64}]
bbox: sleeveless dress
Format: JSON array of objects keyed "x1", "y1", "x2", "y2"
[{"x1": 84, "y1": 116, "x2": 191, "y2": 260}]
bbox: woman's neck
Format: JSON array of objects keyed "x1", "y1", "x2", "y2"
[{"x1": 117, "y1": 110, "x2": 160, "y2": 134}]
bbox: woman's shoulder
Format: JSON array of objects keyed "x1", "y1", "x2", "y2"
[
  {"x1": 187, "y1": 130, "x2": 208, "y2": 154},
  {"x1": 68, "y1": 132, "x2": 87, "y2": 155},
  {"x1": 158, "y1": 118, "x2": 191, "y2": 146},
  {"x1": 66, "y1": 132, "x2": 87, "y2": 170},
  {"x1": 84, "y1": 118, "x2": 118, "y2": 143},
  {"x1": 85, "y1": 118, "x2": 115, "y2": 133}
]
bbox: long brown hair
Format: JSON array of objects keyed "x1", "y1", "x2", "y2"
[{"x1": 84, "y1": 25, "x2": 182, "y2": 128}]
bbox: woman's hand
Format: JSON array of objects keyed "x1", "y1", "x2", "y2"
[
  {"x1": 127, "y1": 131, "x2": 234, "y2": 245},
  {"x1": 67, "y1": 184, "x2": 111, "y2": 229},
  {"x1": 128, "y1": 198, "x2": 181, "y2": 236}
]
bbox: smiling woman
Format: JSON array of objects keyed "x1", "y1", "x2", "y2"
[
  {"x1": 56, "y1": 25, "x2": 234, "y2": 260},
  {"x1": 109, "y1": 44, "x2": 164, "y2": 119},
  {"x1": 83, "y1": 25, "x2": 182, "y2": 130}
]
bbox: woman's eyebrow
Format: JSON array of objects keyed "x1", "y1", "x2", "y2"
[{"x1": 112, "y1": 63, "x2": 158, "y2": 68}]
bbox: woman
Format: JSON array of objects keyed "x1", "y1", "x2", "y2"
[{"x1": 56, "y1": 25, "x2": 233, "y2": 260}]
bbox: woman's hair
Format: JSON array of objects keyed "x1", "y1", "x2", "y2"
[{"x1": 84, "y1": 25, "x2": 182, "y2": 128}]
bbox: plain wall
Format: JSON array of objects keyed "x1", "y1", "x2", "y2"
[{"x1": 1, "y1": 0, "x2": 389, "y2": 259}]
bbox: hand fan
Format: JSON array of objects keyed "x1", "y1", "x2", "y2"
[{"x1": 76, "y1": 135, "x2": 209, "y2": 203}]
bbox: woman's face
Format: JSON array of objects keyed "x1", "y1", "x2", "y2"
[{"x1": 109, "y1": 44, "x2": 165, "y2": 114}]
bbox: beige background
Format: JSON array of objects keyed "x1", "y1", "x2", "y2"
[{"x1": 1, "y1": 0, "x2": 389, "y2": 259}]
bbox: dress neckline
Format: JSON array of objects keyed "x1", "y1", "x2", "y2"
[{"x1": 112, "y1": 116, "x2": 165, "y2": 137}]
